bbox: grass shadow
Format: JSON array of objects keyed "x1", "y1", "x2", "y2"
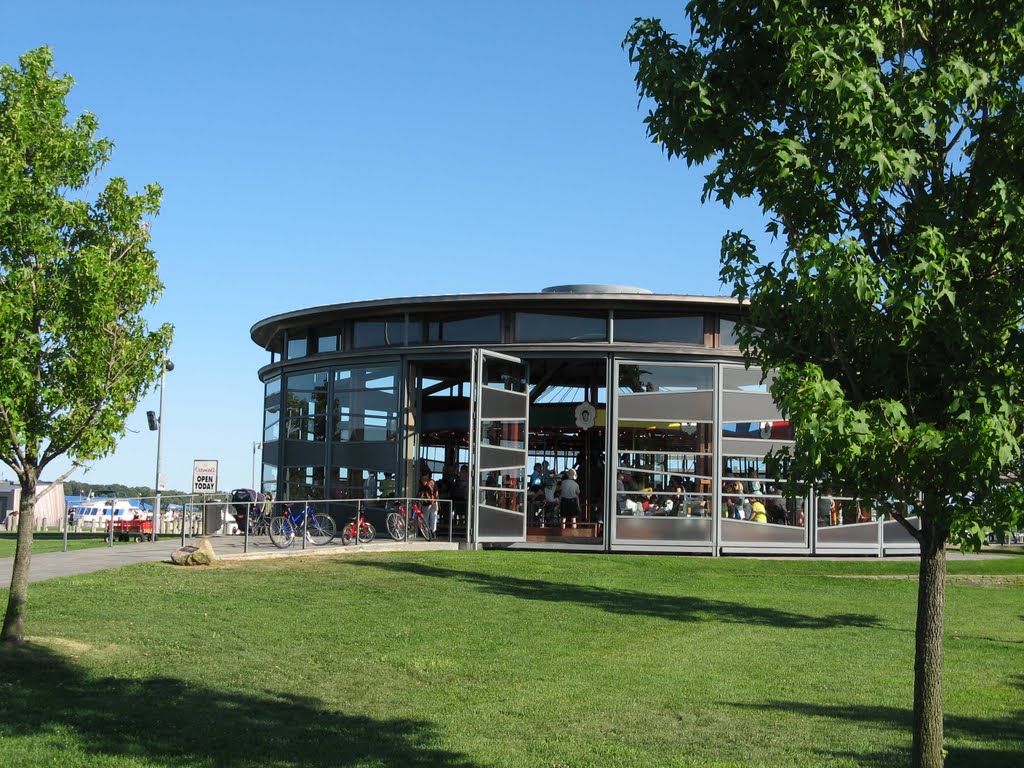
[
  {"x1": 0, "y1": 644, "x2": 477, "y2": 767},
  {"x1": 352, "y1": 560, "x2": 881, "y2": 630},
  {"x1": 729, "y1": 698, "x2": 1023, "y2": 767}
]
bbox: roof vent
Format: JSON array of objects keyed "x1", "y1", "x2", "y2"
[{"x1": 541, "y1": 284, "x2": 653, "y2": 295}]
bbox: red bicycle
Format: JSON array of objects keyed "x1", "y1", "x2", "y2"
[
  {"x1": 385, "y1": 501, "x2": 432, "y2": 541},
  {"x1": 341, "y1": 509, "x2": 376, "y2": 544}
]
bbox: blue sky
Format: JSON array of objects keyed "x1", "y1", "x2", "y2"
[{"x1": 3, "y1": 1, "x2": 772, "y2": 494}]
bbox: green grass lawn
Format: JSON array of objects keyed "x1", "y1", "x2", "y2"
[
  {"x1": 1, "y1": 550, "x2": 1020, "y2": 767},
  {"x1": 0, "y1": 531, "x2": 123, "y2": 557}
]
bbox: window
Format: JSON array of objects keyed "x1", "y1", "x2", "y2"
[
  {"x1": 263, "y1": 377, "x2": 281, "y2": 442},
  {"x1": 614, "y1": 313, "x2": 703, "y2": 344},
  {"x1": 284, "y1": 371, "x2": 329, "y2": 442},
  {"x1": 317, "y1": 331, "x2": 338, "y2": 353},
  {"x1": 720, "y1": 317, "x2": 740, "y2": 346},
  {"x1": 426, "y1": 314, "x2": 500, "y2": 343},
  {"x1": 332, "y1": 365, "x2": 400, "y2": 442},
  {"x1": 286, "y1": 335, "x2": 308, "y2": 359},
  {"x1": 515, "y1": 312, "x2": 607, "y2": 342},
  {"x1": 330, "y1": 468, "x2": 394, "y2": 499},
  {"x1": 618, "y1": 364, "x2": 714, "y2": 393},
  {"x1": 283, "y1": 465, "x2": 324, "y2": 500},
  {"x1": 353, "y1": 318, "x2": 407, "y2": 349}
]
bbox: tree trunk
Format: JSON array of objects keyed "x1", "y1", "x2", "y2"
[
  {"x1": 912, "y1": 513, "x2": 947, "y2": 768},
  {"x1": 1, "y1": 472, "x2": 37, "y2": 645}
]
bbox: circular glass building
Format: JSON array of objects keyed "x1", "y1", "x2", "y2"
[{"x1": 250, "y1": 285, "x2": 918, "y2": 556}]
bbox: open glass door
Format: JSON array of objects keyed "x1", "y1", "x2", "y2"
[{"x1": 471, "y1": 349, "x2": 529, "y2": 544}]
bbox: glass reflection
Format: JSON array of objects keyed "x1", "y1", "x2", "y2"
[
  {"x1": 284, "y1": 371, "x2": 329, "y2": 442},
  {"x1": 614, "y1": 314, "x2": 703, "y2": 344},
  {"x1": 427, "y1": 314, "x2": 500, "y2": 343},
  {"x1": 515, "y1": 312, "x2": 607, "y2": 342},
  {"x1": 284, "y1": 465, "x2": 324, "y2": 500},
  {"x1": 619, "y1": 364, "x2": 713, "y2": 392},
  {"x1": 478, "y1": 468, "x2": 526, "y2": 512},
  {"x1": 332, "y1": 364, "x2": 399, "y2": 443},
  {"x1": 353, "y1": 318, "x2": 406, "y2": 348}
]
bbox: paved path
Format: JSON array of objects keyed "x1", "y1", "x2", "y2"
[{"x1": 0, "y1": 535, "x2": 459, "y2": 589}]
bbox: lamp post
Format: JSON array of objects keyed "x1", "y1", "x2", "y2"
[
  {"x1": 148, "y1": 358, "x2": 174, "y2": 541},
  {"x1": 251, "y1": 440, "x2": 262, "y2": 491}
]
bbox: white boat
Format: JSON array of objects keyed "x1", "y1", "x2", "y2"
[{"x1": 75, "y1": 499, "x2": 146, "y2": 525}]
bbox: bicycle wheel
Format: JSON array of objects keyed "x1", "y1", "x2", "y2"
[
  {"x1": 306, "y1": 512, "x2": 336, "y2": 546},
  {"x1": 358, "y1": 521, "x2": 376, "y2": 544},
  {"x1": 268, "y1": 516, "x2": 294, "y2": 549},
  {"x1": 386, "y1": 511, "x2": 406, "y2": 541},
  {"x1": 416, "y1": 516, "x2": 432, "y2": 541},
  {"x1": 341, "y1": 521, "x2": 355, "y2": 545}
]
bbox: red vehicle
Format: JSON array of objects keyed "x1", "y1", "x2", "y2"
[{"x1": 108, "y1": 517, "x2": 155, "y2": 542}]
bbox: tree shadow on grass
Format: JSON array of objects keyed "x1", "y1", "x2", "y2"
[
  {"x1": 0, "y1": 644, "x2": 478, "y2": 768},
  {"x1": 351, "y1": 560, "x2": 881, "y2": 630},
  {"x1": 729, "y1": 695, "x2": 1023, "y2": 768}
]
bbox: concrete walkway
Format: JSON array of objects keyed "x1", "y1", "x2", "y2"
[{"x1": 0, "y1": 535, "x2": 460, "y2": 589}]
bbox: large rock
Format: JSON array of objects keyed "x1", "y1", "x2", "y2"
[{"x1": 170, "y1": 538, "x2": 217, "y2": 566}]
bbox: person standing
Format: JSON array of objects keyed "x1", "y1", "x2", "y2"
[
  {"x1": 559, "y1": 468, "x2": 582, "y2": 527},
  {"x1": 419, "y1": 469, "x2": 439, "y2": 535}
]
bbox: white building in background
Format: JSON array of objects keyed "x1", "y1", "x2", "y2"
[{"x1": 0, "y1": 480, "x2": 66, "y2": 531}]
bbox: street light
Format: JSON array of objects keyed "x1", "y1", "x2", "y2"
[
  {"x1": 148, "y1": 358, "x2": 174, "y2": 541},
  {"x1": 251, "y1": 440, "x2": 262, "y2": 491}
]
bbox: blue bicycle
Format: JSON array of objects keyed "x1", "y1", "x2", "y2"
[{"x1": 268, "y1": 504, "x2": 336, "y2": 548}]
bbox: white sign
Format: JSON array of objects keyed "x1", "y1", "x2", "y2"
[
  {"x1": 192, "y1": 459, "x2": 219, "y2": 494},
  {"x1": 575, "y1": 402, "x2": 597, "y2": 430}
]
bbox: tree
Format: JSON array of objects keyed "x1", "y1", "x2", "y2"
[
  {"x1": 625, "y1": 3, "x2": 1023, "y2": 767},
  {"x1": 0, "y1": 48, "x2": 172, "y2": 644}
]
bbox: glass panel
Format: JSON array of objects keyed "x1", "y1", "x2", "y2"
[
  {"x1": 264, "y1": 405, "x2": 280, "y2": 442},
  {"x1": 616, "y1": 489, "x2": 711, "y2": 517},
  {"x1": 332, "y1": 364, "x2": 400, "y2": 443},
  {"x1": 883, "y1": 516, "x2": 921, "y2": 545},
  {"x1": 405, "y1": 317, "x2": 423, "y2": 345},
  {"x1": 720, "y1": 455, "x2": 803, "y2": 527},
  {"x1": 515, "y1": 312, "x2": 607, "y2": 342},
  {"x1": 815, "y1": 493, "x2": 879, "y2": 527},
  {"x1": 286, "y1": 336, "x2": 308, "y2": 359},
  {"x1": 478, "y1": 468, "x2": 526, "y2": 512},
  {"x1": 317, "y1": 333, "x2": 338, "y2": 353},
  {"x1": 283, "y1": 465, "x2": 324, "y2": 500},
  {"x1": 721, "y1": 518, "x2": 807, "y2": 543},
  {"x1": 353, "y1": 318, "x2": 406, "y2": 348},
  {"x1": 616, "y1": 418, "x2": 715, "y2": 529},
  {"x1": 284, "y1": 370, "x2": 329, "y2": 442},
  {"x1": 619, "y1": 364, "x2": 713, "y2": 392},
  {"x1": 614, "y1": 314, "x2": 703, "y2": 344},
  {"x1": 616, "y1": 515, "x2": 713, "y2": 542},
  {"x1": 427, "y1": 314, "x2": 500, "y2": 343},
  {"x1": 260, "y1": 463, "x2": 278, "y2": 496},
  {"x1": 264, "y1": 377, "x2": 281, "y2": 442},
  {"x1": 481, "y1": 420, "x2": 526, "y2": 450},
  {"x1": 617, "y1": 452, "x2": 712, "y2": 489},
  {"x1": 329, "y1": 467, "x2": 395, "y2": 500},
  {"x1": 477, "y1": 505, "x2": 526, "y2": 538},
  {"x1": 723, "y1": 366, "x2": 776, "y2": 392},
  {"x1": 481, "y1": 356, "x2": 527, "y2": 392},
  {"x1": 721, "y1": 317, "x2": 740, "y2": 346},
  {"x1": 481, "y1": 388, "x2": 528, "y2": 420}
]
